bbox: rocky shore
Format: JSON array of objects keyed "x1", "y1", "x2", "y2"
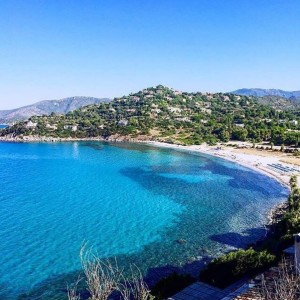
[
  {"x1": 266, "y1": 201, "x2": 289, "y2": 227},
  {"x1": 0, "y1": 134, "x2": 152, "y2": 143}
]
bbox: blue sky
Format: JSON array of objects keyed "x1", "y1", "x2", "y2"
[{"x1": 0, "y1": 0, "x2": 299, "y2": 109}]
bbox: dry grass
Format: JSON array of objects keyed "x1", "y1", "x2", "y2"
[
  {"x1": 68, "y1": 245, "x2": 153, "y2": 300},
  {"x1": 258, "y1": 258, "x2": 300, "y2": 300}
]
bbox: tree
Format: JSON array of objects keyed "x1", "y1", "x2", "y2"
[
  {"x1": 219, "y1": 128, "x2": 230, "y2": 142},
  {"x1": 231, "y1": 127, "x2": 248, "y2": 141},
  {"x1": 271, "y1": 128, "x2": 286, "y2": 145}
]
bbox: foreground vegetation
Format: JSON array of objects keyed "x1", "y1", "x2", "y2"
[
  {"x1": 200, "y1": 249, "x2": 275, "y2": 288},
  {"x1": 68, "y1": 247, "x2": 154, "y2": 300},
  {"x1": 67, "y1": 247, "x2": 195, "y2": 300},
  {"x1": 1, "y1": 85, "x2": 300, "y2": 146}
]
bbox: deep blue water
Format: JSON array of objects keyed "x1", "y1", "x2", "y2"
[
  {"x1": 0, "y1": 142, "x2": 288, "y2": 299},
  {"x1": 0, "y1": 125, "x2": 7, "y2": 129}
]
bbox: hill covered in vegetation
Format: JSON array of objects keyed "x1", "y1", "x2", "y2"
[
  {"x1": 257, "y1": 95, "x2": 300, "y2": 110},
  {"x1": 1, "y1": 85, "x2": 300, "y2": 146}
]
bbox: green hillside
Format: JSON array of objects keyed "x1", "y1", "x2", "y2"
[{"x1": 1, "y1": 85, "x2": 300, "y2": 146}]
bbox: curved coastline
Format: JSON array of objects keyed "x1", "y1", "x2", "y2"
[
  {"x1": 0, "y1": 135, "x2": 293, "y2": 187},
  {"x1": 145, "y1": 141, "x2": 291, "y2": 189},
  {"x1": 0, "y1": 136, "x2": 292, "y2": 228},
  {"x1": 144, "y1": 141, "x2": 292, "y2": 227},
  {"x1": 0, "y1": 137, "x2": 292, "y2": 299}
]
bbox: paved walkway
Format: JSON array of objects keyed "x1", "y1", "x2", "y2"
[
  {"x1": 171, "y1": 282, "x2": 228, "y2": 300},
  {"x1": 171, "y1": 278, "x2": 250, "y2": 300}
]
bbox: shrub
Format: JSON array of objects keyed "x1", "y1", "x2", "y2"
[
  {"x1": 293, "y1": 150, "x2": 300, "y2": 157},
  {"x1": 199, "y1": 249, "x2": 275, "y2": 288}
]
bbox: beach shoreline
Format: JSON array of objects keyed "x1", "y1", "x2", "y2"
[
  {"x1": 144, "y1": 141, "x2": 294, "y2": 232},
  {"x1": 0, "y1": 135, "x2": 296, "y2": 188},
  {"x1": 1, "y1": 135, "x2": 293, "y2": 227},
  {"x1": 146, "y1": 141, "x2": 292, "y2": 188}
]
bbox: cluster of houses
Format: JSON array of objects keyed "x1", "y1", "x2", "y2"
[
  {"x1": 25, "y1": 120, "x2": 78, "y2": 132},
  {"x1": 22, "y1": 87, "x2": 300, "y2": 135}
]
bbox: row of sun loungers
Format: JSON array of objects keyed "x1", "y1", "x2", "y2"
[{"x1": 267, "y1": 163, "x2": 300, "y2": 174}]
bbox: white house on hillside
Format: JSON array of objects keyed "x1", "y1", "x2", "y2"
[{"x1": 26, "y1": 121, "x2": 37, "y2": 128}]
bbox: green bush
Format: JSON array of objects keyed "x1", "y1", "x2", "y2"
[
  {"x1": 199, "y1": 248, "x2": 275, "y2": 288},
  {"x1": 290, "y1": 175, "x2": 298, "y2": 189},
  {"x1": 293, "y1": 150, "x2": 300, "y2": 157}
]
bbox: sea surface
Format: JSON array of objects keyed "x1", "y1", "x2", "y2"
[
  {"x1": 0, "y1": 141, "x2": 289, "y2": 299},
  {"x1": 0, "y1": 125, "x2": 7, "y2": 129}
]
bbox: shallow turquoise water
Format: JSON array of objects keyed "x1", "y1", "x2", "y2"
[{"x1": 0, "y1": 142, "x2": 288, "y2": 299}]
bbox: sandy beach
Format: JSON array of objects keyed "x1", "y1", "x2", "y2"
[{"x1": 146, "y1": 141, "x2": 299, "y2": 188}]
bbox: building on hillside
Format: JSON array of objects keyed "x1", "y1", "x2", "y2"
[
  {"x1": 118, "y1": 119, "x2": 128, "y2": 126},
  {"x1": 64, "y1": 125, "x2": 78, "y2": 131},
  {"x1": 235, "y1": 123, "x2": 245, "y2": 128},
  {"x1": 164, "y1": 96, "x2": 173, "y2": 101},
  {"x1": 174, "y1": 90, "x2": 182, "y2": 95},
  {"x1": 46, "y1": 124, "x2": 57, "y2": 130},
  {"x1": 131, "y1": 96, "x2": 140, "y2": 101},
  {"x1": 26, "y1": 121, "x2": 37, "y2": 128},
  {"x1": 290, "y1": 120, "x2": 298, "y2": 126},
  {"x1": 168, "y1": 107, "x2": 182, "y2": 113}
]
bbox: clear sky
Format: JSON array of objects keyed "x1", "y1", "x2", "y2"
[{"x1": 0, "y1": 0, "x2": 299, "y2": 109}]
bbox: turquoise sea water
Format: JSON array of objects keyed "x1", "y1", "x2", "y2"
[
  {"x1": 0, "y1": 142, "x2": 288, "y2": 299},
  {"x1": 0, "y1": 125, "x2": 7, "y2": 129}
]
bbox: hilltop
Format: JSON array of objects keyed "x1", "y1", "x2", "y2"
[
  {"x1": 1, "y1": 85, "x2": 300, "y2": 146},
  {"x1": 0, "y1": 96, "x2": 111, "y2": 123}
]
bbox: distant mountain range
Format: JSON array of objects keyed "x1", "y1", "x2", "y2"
[
  {"x1": 232, "y1": 88, "x2": 300, "y2": 100},
  {"x1": 0, "y1": 96, "x2": 111, "y2": 123}
]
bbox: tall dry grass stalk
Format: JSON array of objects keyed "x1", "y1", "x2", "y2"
[
  {"x1": 118, "y1": 265, "x2": 154, "y2": 300},
  {"x1": 67, "y1": 245, "x2": 153, "y2": 300},
  {"x1": 259, "y1": 258, "x2": 300, "y2": 300},
  {"x1": 68, "y1": 280, "x2": 81, "y2": 300}
]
